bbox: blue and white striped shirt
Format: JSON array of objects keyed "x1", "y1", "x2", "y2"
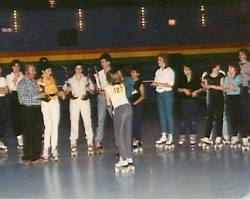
[{"x1": 17, "y1": 77, "x2": 41, "y2": 106}]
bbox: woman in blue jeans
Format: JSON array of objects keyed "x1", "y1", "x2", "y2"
[{"x1": 152, "y1": 53, "x2": 175, "y2": 146}]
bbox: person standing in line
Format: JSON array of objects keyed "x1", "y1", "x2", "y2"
[
  {"x1": 63, "y1": 64, "x2": 95, "y2": 156},
  {"x1": 224, "y1": 64, "x2": 241, "y2": 147},
  {"x1": 104, "y1": 69, "x2": 134, "y2": 173},
  {"x1": 177, "y1": 64, "x2": 202, "y2": 147},
  {"x1": 130, "y1": 67, "x2": 145, "y2": 152},
  {"x1": 38, "y1": 65, "x2": 61, "y2": 161},
  {"x1": 94, "y1": 53, "x2": 112, "y2": 153},
  {"x1": 16, "y1": 64, "x2": 46, "y2": 165},
  {"x1": 6, "y1": 60, "x2": 24, "y2": 150},
  {"x1": 0, "y1": 66, "x2": 9, "y2": 152},
  {"x1": 153, "y1": 53, "x2": 175, "y2": 148},
  {"x1": 238, "y1": 48, "x2": 250, "y2": 150},
  {"x1": 200, "y1": 64, "x2": 224, "y2": 148}
]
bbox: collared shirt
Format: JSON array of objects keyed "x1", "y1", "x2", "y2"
[
  {"x1": 17, "y1": 77, "x2": 41, "y2": 106},
  {"x1": 6, "y1": 72, "x2": 23, "y2": 92},
  {"x1": 67, "y1": 74, "x2": 94, "y2": 98},
  {"x1": 0, "y1": 77, "x2": 7, "y2": 97},
  {"x1": 154, "y1": 67, "x2": 175, "y2": 93},
  {"x1": 240, "y1": 61, "x2": 250, "y2": 87},
  {"x1": 98, "y1": 69, "x2": 110, "y2": 90}
]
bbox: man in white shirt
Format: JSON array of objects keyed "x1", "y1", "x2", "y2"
[
  {"x1": 6, "y1": 60, "x2": 24, "y2": 150},
  {"x1": 63, "y1": 65, "x2": 95, "y2": 156},
  {"x1": 94, "y1": 53, "x2": 112, "y2": 153}
]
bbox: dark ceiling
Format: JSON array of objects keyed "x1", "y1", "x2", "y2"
[{"x1": 0, "y1": 0, "x2": 245, "y2": 9}]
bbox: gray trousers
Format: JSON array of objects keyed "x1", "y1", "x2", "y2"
[{"x1": 113, "y1": 104, "x2": 132, "y2": 160}]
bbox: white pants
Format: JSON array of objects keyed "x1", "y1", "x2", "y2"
[
  {"x1": 41, "y1": 98, "x2": 60, "y2": 151},
  {"x1": 69, "y1": 98, "x2": 93, "y2": 145}
]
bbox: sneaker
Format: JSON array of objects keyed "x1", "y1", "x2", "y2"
[
  {"x1": 155, "y1": 133, "x2": 167, "y2": 144},
  {"x1": 17, "y1": 135, "x2": 23, "y2": 149}
]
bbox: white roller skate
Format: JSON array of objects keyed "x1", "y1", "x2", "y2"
[
  {"x1": 95, "y1": 142, "x2": 104, "y2": 154},
  {"x1": 0, "y1": 141, "x2": 7, "y2": 153},
  {"x1": 17, "y1": 135, "x2": 23, "y2": 151},
  {"x1": 214, "y1": 137, "x2": 223, "y2": 150},
  {"x1": 242, "y1": 137, "x2": 250, "y2": 152},
  {"x1": 155, "y1": 133, "x2": 167, "y2": 149},
  {"x1": 189, "y1": 134, "x2": 196, "y2": 148},
  {"x1": 87, "y1": 144, "x2": 95, "y2": 156},
  {"x1": 165, "y1": 134, "x2": 175, "y2": 150},
  {"x1": 71, "y1": 144, "x2": 78, "y2": 158},
  {"x1": 114, "y1": 158, "x2": 129, "y2": 174},
  {"x1": 230, "y1": 136, "x2": 241, "y2": 150},
  {"x1": 178, "y1": 135, "x2": 185, "y2": 145},
  {"x1": 127, "y1": 158, "x2": 135, "y2": 173},
  {"x1": 132, "y1": 140, "x2": 143, "y2": 153},
  {"x1": 199, "y1": 137, "x2": 212, "y2": 150},
  {"x1": 51, "y1": 148, "x2": 59, "y2": 162}
]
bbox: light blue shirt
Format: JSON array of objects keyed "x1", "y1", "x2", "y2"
[{"x1": 224, "y1": 75, "x2": 241, "y2": 95}]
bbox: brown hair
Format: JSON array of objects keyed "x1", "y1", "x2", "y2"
[
  {"x1": 158, "y1": 53, "x2": 169, "y2": 68},
  {"x1": 107, "y1": 69, "x2": 122, "y2": 85},
  {"x1": 238, "y1": 48, "x2": 249, "y2": 59}
]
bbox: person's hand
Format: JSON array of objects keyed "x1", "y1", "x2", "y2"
[
  {"x1": 191, "y1": 91, "x2": 198, "y2": 97},
  {"x1": 38, "y1": 92, "x2": 46, "y2": 99},
  {"x1": 183, "y1": 89, "x2": 191, "y2": 96},
  {"x1": 151, "y1": 82, "x2": 158, "y2": 87}
]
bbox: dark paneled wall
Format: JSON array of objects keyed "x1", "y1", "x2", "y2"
[{"x1": 0, "y1": 3, "x2": 249, "y2": 52}]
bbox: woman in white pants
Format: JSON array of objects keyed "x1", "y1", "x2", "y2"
[
  {"x1": 38, "y1": 67, "x2": 60, "y2": 161},
  {"x1": 63, "y1": 65, "x2": 94, "y2": 156}
]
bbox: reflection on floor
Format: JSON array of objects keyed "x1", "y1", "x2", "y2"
[{"x1": 0, "y1": 103, "x2": 250, "y2": 199}]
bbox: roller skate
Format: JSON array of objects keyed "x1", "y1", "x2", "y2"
[
  {"x1": 242, "y1": 137, "x2": 250, "y2": 152},
  {"x1": 95, "y1": 142, "x2": 104, "y2": 154},
  {"x1": 87, "y1": 144, "x2": 95, "y2": 156},
  {"x1": 127, "y1": 158, "x2": 135, "y2": 173},
  {"x1": 51, "y1": 148, "x2": 59, "y2": 162},
  {"x1": 17, "y1": 135, "x2": 23, "y2": 151},
  {"x1": 230, "y1": 136, "x2": 241, "y2": 150},
  {"x1": 214, "y1": 137, "x2": 223, "y2": 150},
  {"x1": 223, "y1": 137, "x2": 230, "y2": 146},
  {"x1": 0, "y1": 141, "x2": 7, "y2": 153},
  {"x1": 132, "y1": 140, "x2": 143, "y2": 153},
  {"x1": 199, "y1": 137, "x2": 212, "y2": 150},
  {"x1": 189, "y1": 134, "x2": 196, "y2": 149},
  {"x1": 71, "y1": 144, "x2": 78, "y2": 158},
  {"x1": 165, "y1": 134, "x2": 175, "y2": 150},
  {"x1": 114, "y1": 158, "x2": 129, "y2": 174},
  {"x1": 178, "y1": 135, "x2": 185, "y2": 145},
  {"x1": 155, "y1": 134, "x2": 167, "y2": 149}
]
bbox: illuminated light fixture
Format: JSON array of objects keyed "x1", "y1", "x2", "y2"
[
  {"x1": 139, "y1": 6, "x2": 147, "y2": 30},
  {"x1": 200, "y1": 5, "x2": 206, "y2": 27},
  {"x1": 12, "y1": 10, "x2": 18, "y2": 33},
  {"x1": 76, "y1": 9, "x2": 84, "y2": 32},
  {"x1": 48, "y1": 0, "x2": 56, "y2": 8},
  {"x1": 168, "y1": 19, "x2": 176, "y2": 26}
]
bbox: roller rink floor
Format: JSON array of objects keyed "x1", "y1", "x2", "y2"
[{"x1": 0, "y1": 102, "x2": 250, "y2": 199}]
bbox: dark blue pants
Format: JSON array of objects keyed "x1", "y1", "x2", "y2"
[
  {"x1": 240, "y1": 87, "x2": 250, "y2": 137},
  {"x1": 180, "y1": 99, "x2": 198, "y2": 135},
  {"x1": 132, "y1": 103, "x2": 143, "y2": 140}
]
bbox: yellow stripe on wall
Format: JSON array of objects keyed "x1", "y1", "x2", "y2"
[{"x1": 0, "y1": 44, "x2": 249, "y2": 63}]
